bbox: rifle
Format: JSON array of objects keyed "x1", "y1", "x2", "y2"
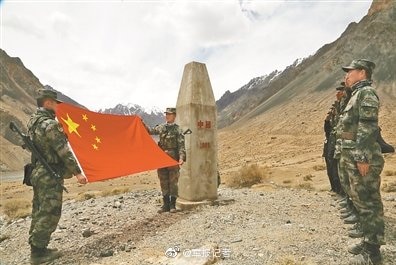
[
  {"x1": 9, "y1": 121, "x2": 68, "y2": 192},
  {"x1": 183, "y1": 128, "x2": 192, "y2": 135}
]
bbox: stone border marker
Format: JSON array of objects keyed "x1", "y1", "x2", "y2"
[{"x1": 176, "y1": 61, "x2": 218, "y2": 207}]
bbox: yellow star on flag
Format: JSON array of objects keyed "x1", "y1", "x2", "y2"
[
  {"x1": 82, "y1": 114, "x2": 88, "y2": 122},
  {"x1": 61, "y1": 114, "x2": 81, "y2": 137},
  {"x1": 95, "y1": 136, "x2": 101, "y2": 143},
  {"x1": 91, "y1": 124, "x2": 97, "y2": 131}
]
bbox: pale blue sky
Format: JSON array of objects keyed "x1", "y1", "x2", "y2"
[{"x1": 1, "y1": 0, "x2": 372, "y2": 111}]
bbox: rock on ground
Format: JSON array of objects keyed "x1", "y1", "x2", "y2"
[{"x1": 0, "y1": 187, "x2": 395, "y2": 265}]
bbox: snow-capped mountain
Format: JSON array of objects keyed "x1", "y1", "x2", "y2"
[{"x1": 98, "y1": 103, "x2": 164, "y2": 127}]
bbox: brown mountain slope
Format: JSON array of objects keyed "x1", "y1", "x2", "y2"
[
  {"x1": 218, "y1": 0, "x2": 396, "y2": 182},
  {"x1": 0, "y1": 49, "x2": 86, "y2": 171},
  {"x1": 0, "y1": 49, "x2": 42, "y2": 171},
  {"x1": 1, "y1": 1, "x2": 395, "y2": 173},
  {"x1": 218, "y1": 0, "x2": 396, "y2": 129}
]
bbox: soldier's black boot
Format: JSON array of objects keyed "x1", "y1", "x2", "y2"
[
  {"x1": 348, "y1": 241, "x2": 365, "y2": 255},
  {"x1": 340, "y1": 206, "x2": 350, "y2": 214},
  {"x1": 338, "y1": 198, "x2": 349, "y2": 209},
  {"x1": 344, "y1": 214, "x2": 358, "y2": 224},
  {"x1": 348, "y1": 223, "x2": 364, "y2": 238},
  {"x1": 340, "y1": 210, "x2": 354, "y2": 219},
  {"x1": 170, "y1": 196, "x2": 177, "y2": 213},
  {"x1": 30, "y1": 245, "x2": 62, "y2": 265},
  {"x1": 158, "y1": 195, "x2": 170, "y2": 213},
  {"x1": 349, "y1": 243, "x2": 382, "y2": 265}
]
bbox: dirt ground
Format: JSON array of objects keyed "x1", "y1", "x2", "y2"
[
  {"x1": 1, "y1": 128, "x2": 396, "y2": 265},
  {"x1": 1, "y1": 132, "x2": 395, "y2": 220}
]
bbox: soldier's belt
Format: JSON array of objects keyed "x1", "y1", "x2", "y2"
[{"x1": 341, "y1": 132, "x2": 356, "y2": 140}]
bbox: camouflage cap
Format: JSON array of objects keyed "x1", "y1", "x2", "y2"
[
  {"x1": 164, "y1": 107, "x2": 176, "y2": 114},
  {"x1": 36, "y1": 88, "x2": 62, "y2": 103},
  {"x1": 342, "y1": 59, "x2": 376, "y2": 74},
  {"x1": 336, "y1": 86, "x2": 344, "y2": 91}
]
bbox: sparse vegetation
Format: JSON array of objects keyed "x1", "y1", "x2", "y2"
[
  {"x1": 76, "y1": 187, "x2": 131, "y2": 201},
  {"x1": 76, "y1": 191, "x2": 97, "y2": 201},
  {"x1": 303, "y1": 174, "x2": 314, "y2": 181},
  {"x1": 313, "y1": 164, "x2": 326, "y2": 171},
  {"x1": 384, "y1": 170, "x2": 396, "y2": 176},
  {"x1": 0, "y1": 233, "x2": 10, "y2": 243},
  {"x1": 382, "y1": 182, "x2": 396, "y2": 193},
  {"x1": 283, "y1": 179, "x2": 292, "y2": 184},
  {"x1": 100, "y1": 187, "x2": 130, "y2": 197},
  {"x1": 227, "y1": 163, "x2": 270, "y2": 188},
  {"x1": 297, "y1": 182, "x2": 314, "y2": 191},
  {"x1": 2, "y1": 199, "x2": 31, "y2": 219}
]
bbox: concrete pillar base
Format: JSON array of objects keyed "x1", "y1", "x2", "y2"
[{"x1": 176, "y1": 197, "x2": 235, "y2": 211}]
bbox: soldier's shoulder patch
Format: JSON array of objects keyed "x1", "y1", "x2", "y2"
[
  {"x1": 360, "y1": 86, "x2": 379, "y2": 100},
  {"x1": 360, "y1": 90, "x2": 379, "y2": 106}
]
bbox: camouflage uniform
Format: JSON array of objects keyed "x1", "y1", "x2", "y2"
[
  {"x1": 324, "y1": 91, "x2": 343, "y2": 194},
  {"x1": 150, "y1": 122, "x2": 186, "y2": 197},
  {"x1": 27, "y1": 107, "x2": 81, "y2": 249},
  {"x1": 338, "y1": 79, "x2": 385, "y2": 246},
  {"x1": 334, "y1": 89, "x2": 354, "y2": 199}
]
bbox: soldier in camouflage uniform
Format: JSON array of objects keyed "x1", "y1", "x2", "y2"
[
  {"x1": 147, "y1": 107, "x2": 186, "y2": 213},
  {"x1": 337, "y1": 59, "x2": 384, "y2": 265},
  {"x1": 323, "y1": 85, "x2": 345, "y2": 194},
  {"x1": 27, "y1": 89, "x2": 87, "y2": 264},
  {"x1": 332, "y1": 83, "x2": 362, "y2": 236}
]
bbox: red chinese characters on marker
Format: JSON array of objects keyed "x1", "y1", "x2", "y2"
[
  {"x1": 197, "y1": 120, "x2": 212, "y2": 149},
  {"x1": 200, "y1": 142, "x2": 210, "y2": 149},
  {"x1": 197, "y1": 120, "x2": 211, "y2": 129}
]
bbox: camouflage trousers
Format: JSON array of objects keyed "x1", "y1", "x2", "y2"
[
  {"x1": 157, "y1": 165, "x2": 180, "y2": 197},
  {"x1": 339, "y1": 152, "x2": 385, "y2": 245},
  {"x1": 29, "y1": 166, "x2": 64, "y2": 248},
  {"x1": 337, "y1": 158, "x2": 351, "y2": 197},
  {"x1": 325, "y1": 156, "x2": 342, "y2": 193}
]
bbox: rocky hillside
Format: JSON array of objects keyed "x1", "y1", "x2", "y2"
[
  {"x1": 99, "y1": 104, "x2": 165, "y2": 127},
  {"x1": 0, "y1": 49, "x2": 44, "y2": 171},
  {"x1": 216, "y1": 61, "x2": 304, "y2": 129},
  {"x1": 0, "y1": 49, "x2": 85, "y2": 171},
  {"x1": 0, "y1": 50, "x2": 164, "y2": 171},
  {"x1": 2, "y1": 1, "x2": 395, "y2": 171},
  {"x1": 217, "y1": 0, "x2": 396, "y2": 129}
]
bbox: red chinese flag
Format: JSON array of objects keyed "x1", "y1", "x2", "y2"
[{"x1": 56, "y1": 102, "x2": 178, "y2": 182}]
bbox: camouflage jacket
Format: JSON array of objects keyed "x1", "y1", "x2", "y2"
[
  {"x1": 150, "y1": 123, "x2": 186, "y2": 161},
  {"x1": 339, "y1": 90, "x2": 351, "y2": 113},
  {"x1": 27, "y1": 107, "x2": 81, "y2": 178},
  {"x1": 331, "y1": 91, "x2": 351, "y2": 135},
  {"x1": 333, "y1": 91, "x2": 352, "y2": 159},
  {"x1": 337, "y1": 80, "x2": 382, "y2": 163},
  {"x1": 328, "y1": 101, "x2": 340, "y2": 133}
]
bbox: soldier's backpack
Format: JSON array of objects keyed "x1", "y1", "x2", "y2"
[{"x1": 23, "y1": 163, "x2": 33, "y2": 186}]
